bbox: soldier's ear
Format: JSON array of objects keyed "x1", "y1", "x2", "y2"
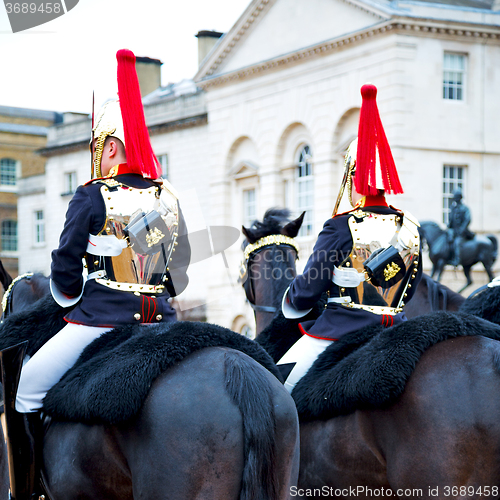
[
  {"x1": 107, "y1": 139, "x2": 120, "y2": 158},
  {"x1": 282, "y1": 212, "x2": 305, "y2": 238}
]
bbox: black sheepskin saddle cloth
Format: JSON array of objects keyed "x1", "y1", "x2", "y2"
[
  {"x1": 0, "y1": 295, "x2": 280, "y2": 424},
  {"x1": 285, "y1": 311, "x2": 500, "y2": 421}
]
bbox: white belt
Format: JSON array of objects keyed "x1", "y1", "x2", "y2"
[
  {"x1": 332, "y1": 266, "x2": 366, "y2": 287},
  {"x1": 327, "y1": 296, "x2": 352, "y2": 304}
]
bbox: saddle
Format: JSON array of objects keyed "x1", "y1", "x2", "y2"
[
  {"x1": 259, "y1": 308, "x2": 500, "y2": 421},
  {"x1": 0, "y1": 294, "x2": 281, "y2": 424}
]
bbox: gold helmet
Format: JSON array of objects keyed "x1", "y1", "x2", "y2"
[{"x1": 92, "y1": 100, "x2": 125, "y2": 179}]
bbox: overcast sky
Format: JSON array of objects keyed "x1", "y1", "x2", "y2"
[{"x1": 0, "y1": 0, "x2": 250, "y2": 113}]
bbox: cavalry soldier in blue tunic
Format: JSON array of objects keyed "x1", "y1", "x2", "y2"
[
  {"x1": 278, "y1": 84, "x2": 423, "y2": 393},
  {"x1": 0, "y1": 49, "x2": 190, "y2": 499}
]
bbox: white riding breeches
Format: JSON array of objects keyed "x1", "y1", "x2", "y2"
[
  {"x1": 277, "y1": 334, "x2": 333, "y2": 394},
  {"x1": 16, "y1": 323, "x2": 112, "y2": 413}
]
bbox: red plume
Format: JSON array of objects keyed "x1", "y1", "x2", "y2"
[
  {"x1": 354, "y1": 84, "x2": 403, "y2": 195},
  {"x1": 116, "y1": 49, "x2": 162, "y2": 179}
]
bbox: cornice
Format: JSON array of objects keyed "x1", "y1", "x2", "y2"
[
  {"x1": 39, "y1": 114, "x2": 208, "y2": 158},
  {"x1": 197, "y1": 17, "x2": 500, "y2": 90}
]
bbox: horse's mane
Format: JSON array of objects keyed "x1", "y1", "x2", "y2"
[
  {"x1": 420, "y1": 221, "x2": 441, "y2": 230},
  {"x1": 459, "y1": 285, "x2": 500, "y2": 325},
  {"x1": 243, "y1": 208, "x2": 292, "y2": 243},
  {"x1": 421, "y1": 273, "x2": 464, "y2": 311}
]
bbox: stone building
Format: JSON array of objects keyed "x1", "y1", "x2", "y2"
[
  {"x1": 0, "y1": 105, "x2": 62, "y2": 288},
  {"x1": 17, "y1": 0, "x2": 500, "y2": 335}
]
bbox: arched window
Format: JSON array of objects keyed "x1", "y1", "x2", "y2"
[
  {"x1": 296, "y1": 145, "x2": 314, "y2": 237},
  {"x1": 1, "y1": 220, "x2": 17, "y2": 252},
  {"x1": 0, "y1": 158, "x2": 17, "y2": 187}
]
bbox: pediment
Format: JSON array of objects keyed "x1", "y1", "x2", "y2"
[
  {"x1": 229, "y1": 160, "x2": 260, "y2": 179},
  {"x1": 196, "y1": 0, "x2": 389, "y2": 82}
]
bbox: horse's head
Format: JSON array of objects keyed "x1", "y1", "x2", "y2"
[
  {"x1": 419, "y1": 221, "x2": 446, "y2": 245},
  {"x1": 240, "y1": 208, "x2": 304, "y2": 334},
  {"x1": 1, "y1": 273, "x2": 50, "y2": 321}
]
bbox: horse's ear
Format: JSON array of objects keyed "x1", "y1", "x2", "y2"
[
  {"x1": 282, "y1": 211, "x2": 305, "y2": 238},
  {"x1": 242, "y1": 225, "x2": 257, "y2": 244}
]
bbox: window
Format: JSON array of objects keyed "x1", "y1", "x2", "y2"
[
  {"x1": 296, "y1": 145, "x2": 314, "y2": 237},
  {"x1": 157, "y1": 154, "x2": 168, "y2": 179},
  {"x1": 0, "y1": 158, "x2": 17, "y2": 187},
  {"x1": 34, "y1": 210, "x2": 45, "y2": 244},
  {"x1": 243, "y1": 188, "x2": 257, "y2": 228},
  {"x1": 63, "y1": 172, "x2": 77, "y2": 195},
  {"x1": 443, "y1": 53, "x2": 466, "y2": 101},
  {"x1": 443, "y1": 165, "x2": 466, "y2": 225},
  {"x1": 1, "y1": 220, "x2": 17, "y2": 252}
]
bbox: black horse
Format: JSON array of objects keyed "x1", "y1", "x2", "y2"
[
  {"x1": 0, "y1": 271, "x2": 300, "y2": 499},
  {"x1": 403, "y1": 272, "x2": 465, "y2": 318},
  {"x1": 419, "y1": 221, "x2": 497, "y2": 292},
  {"x1": 241, "y1": 209, "x2": 500, "y2": 498}
]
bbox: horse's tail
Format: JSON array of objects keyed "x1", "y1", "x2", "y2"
[
  {"x1": 487, "y1": 235, "x2": 498, "y2": 263},
  {"x1": 224, "y1": 350, "x2": 286, "y2": 500}
]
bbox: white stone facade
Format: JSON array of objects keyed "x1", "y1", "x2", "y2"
[{"x1": 17, "y1": 0, "x2": 500, "y2": 336}]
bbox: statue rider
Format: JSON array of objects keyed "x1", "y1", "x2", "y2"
[
  {"x1": 447, "y1": 189, "x2": 473, "y2": 267},
  {"x1": 0, "y1": 49, "x2": 190, "y2": 500},
  {"x1": 278, "y1": 83, "x2": 423, "y2": 393}
]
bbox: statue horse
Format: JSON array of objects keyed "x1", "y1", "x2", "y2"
[
  {"x1": 0, "y1": 270, "x2": 300, "y2": 499},
  {"x1": 419, "y1": 221, "x2": 497, "y2": 293},
  {"x1": 241, "y1": 208, "x2": 500, "y2": 498}
]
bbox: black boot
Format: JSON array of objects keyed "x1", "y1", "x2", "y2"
[{"x1": 0, "y1": 341, "x2": 42, "y2": 500}]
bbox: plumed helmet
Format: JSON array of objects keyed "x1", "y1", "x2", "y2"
[
  {"x1": 352, "y1": 84, "x2": 403, "y2": 196},
  {"x1": 91, "y1": 49, "x2": 162, "y2": 180}
]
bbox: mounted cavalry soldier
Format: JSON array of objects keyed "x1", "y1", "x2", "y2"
[
  {"x1": 447, "y1": 189, "x2": 474, "y2": 267},
  {"x1": 279, "y1": 84, "x2": 422, "y2": 393},
  {"x1": 0, "y1": 49, "x2": 190, "y2": 499}
]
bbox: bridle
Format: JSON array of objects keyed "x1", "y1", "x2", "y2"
[
  {"x1": 1, "y1": 273, "x2": 34, "y2": 322},
  {"x1": 240, "y1": 234, "x2": 299, "y2": 314}
]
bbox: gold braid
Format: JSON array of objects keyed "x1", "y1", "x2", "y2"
[
  {"x1": 244, "y1": 234, "x2": 300, "y2": 261},
  {"x1": 2, "y1": 273, "x2": 34, "y2": 314}
]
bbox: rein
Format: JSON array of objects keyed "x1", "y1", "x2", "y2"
[{"x1": 241, "y1": 234, "x2": 299, "y2": 314}]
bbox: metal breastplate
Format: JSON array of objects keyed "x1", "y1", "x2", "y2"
[
  {"x1": 85, "y1": 179, "x2": 179, "y2": 293},
  {"x1": 337, "y1": 209, "x2": 420, "y2": 314}
]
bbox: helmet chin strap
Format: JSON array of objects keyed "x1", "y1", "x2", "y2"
[{"x1": 92, "y1": 133, "x2": 106, "y2": 179}]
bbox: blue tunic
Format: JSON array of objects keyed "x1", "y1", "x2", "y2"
[
  {"x1": 51, "y1": 173, "x2": 190, "y2": 327},
  {"x1": 288, "y1": 202, "x2": 422, "y2": 340}
]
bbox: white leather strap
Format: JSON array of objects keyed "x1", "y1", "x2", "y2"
[
  {"x1": 488, "y1": 276, "x2": 500, "y2": 288},
  {"x1": 87, "y1": 270, "x2": 106, "y2": 280},
  {"x1": 327, "y1": 296, "x2": 352, "y2": 304},
  {"x1": 86, "y1": 234, "x2": 127, "y2": 256},
  {"x1": 332, "y1": 266, "x2": 366, "y2": 287}
]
